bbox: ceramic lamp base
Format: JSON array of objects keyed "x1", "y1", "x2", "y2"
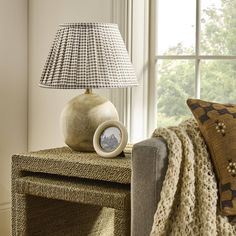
[{"x1": 60, "y1": 90, "x2": 119, "y2": 152}]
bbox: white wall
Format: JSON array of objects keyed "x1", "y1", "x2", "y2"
[
  {"x1": 28, "y1": 0, "x2": 114, "y2": 151},
  {"x1": 0, "y1": 0, "x2": 28, "y2": 235},
  {"x1": 0, "y1": 1, "x2": 127, "y2": 234}
]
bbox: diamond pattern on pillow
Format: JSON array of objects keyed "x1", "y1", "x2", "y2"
[{"x1": 187, "y1": 98, "x2": 236, "y2": 216}]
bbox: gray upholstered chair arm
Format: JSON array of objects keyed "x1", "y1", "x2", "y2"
[{"x1": 131, "y1": 137, "x2": 168, "y2": 236}]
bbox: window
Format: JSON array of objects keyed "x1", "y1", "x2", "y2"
[{"x1": 155, "y1": 0, "x2": 236, "y2": 127}]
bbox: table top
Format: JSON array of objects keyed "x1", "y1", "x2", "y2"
[{"x1": 12, "y1": 147, "x2": 131, "y2": 184}]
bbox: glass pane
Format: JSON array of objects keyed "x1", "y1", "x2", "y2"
[
  {"x1": 157, "y1": 60, "x2": 195, "y2": 127},
  {"x1": 200, "y1": 60, "x2": 236, "y2": 103},
  {"x1": 156, "y1": 0, "x2": 195, "y2": 55},
  {"x1": 200, "y1": 0, "x2": 236, "y2": 55}
]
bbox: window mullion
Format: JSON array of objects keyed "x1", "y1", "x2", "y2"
[
  {"x1": 195, "y1": 0, "x2": 201, "y2": 98},
  {"x1": 156, "y1": 55, "x2": 236, "y2": 60}
]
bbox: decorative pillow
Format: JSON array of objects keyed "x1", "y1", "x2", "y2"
[{"x1": 187, "y1": 98, "x2": 236, "y2": 216}]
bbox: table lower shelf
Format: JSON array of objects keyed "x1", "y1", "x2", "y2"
[
  {"x1": 13, "y1": 173, "x2": 131, "y2": 236},
  {"x1": 16, "y1": 173, "x2": 130, "y2": 210}
]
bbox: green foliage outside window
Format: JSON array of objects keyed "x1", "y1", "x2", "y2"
[{"x1": 157, "y1": 0, "x2": 236, "y2": 127}]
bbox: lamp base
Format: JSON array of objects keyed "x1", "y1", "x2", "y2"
[{"x1": 60, "y1": 90, "x2": 119, "y2": 152}]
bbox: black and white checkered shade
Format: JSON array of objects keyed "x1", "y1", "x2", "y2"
[{"x1": 39, "y1": 23, "x2": 138, "y2": 89}]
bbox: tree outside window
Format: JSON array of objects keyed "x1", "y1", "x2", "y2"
[{"x1": 156, "y1": 0, "x2": 236, "y2": 127}]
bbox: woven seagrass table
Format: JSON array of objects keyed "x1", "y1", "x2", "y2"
[{"x1": 12, "y1": 147, "x2": 131, "y2": 236}]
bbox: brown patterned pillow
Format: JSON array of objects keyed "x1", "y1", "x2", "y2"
[{"x1": 187, "y1": 98, "x2": 236, "y2": 216}]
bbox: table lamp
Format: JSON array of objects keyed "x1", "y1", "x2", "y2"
[{"x1": 39, "y1": 23, "x2": 138, "y2": 152}]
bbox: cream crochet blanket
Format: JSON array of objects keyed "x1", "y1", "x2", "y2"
[{"x1": 150, "y1": 119, "x2": 236, "y2": 236}]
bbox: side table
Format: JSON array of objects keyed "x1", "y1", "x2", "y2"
[{"x1": 12, "y1": 147, "x2": 131, "y2": 236}]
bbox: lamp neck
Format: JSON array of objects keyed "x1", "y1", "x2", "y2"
[{"x1": 85, "y1": 88, "x2": 92, "y2": 94}]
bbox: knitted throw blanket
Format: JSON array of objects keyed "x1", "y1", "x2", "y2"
[{"x1": 150, "y1": 119, "x2": 236, "y2": 236}]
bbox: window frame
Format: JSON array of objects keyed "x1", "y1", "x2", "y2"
[
  {"x1": 152, "y1": 0, "x2": 236, "y2": 126},
  {"x1": 112, "y1": 0, "x2": 150, "y2": 143},
  {"x1": 154, "y1": 0, "x2": 236, "y2": 102},
  {"x1": 112, "y1": 0, "x2": 236, "y2": 141}
]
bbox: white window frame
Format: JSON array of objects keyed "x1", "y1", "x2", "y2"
[
  {"x1": 112, "y1": 0, "x2": 151, "y2": 143},
  {"x1": 111, "y1": 0, "x2": 236, "y2": 141},
  {"x1": 154, "y1": 0, "x2": 236, "y2": 103}
]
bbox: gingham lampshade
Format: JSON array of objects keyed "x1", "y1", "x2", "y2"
[{"x1": 39, "y1": 23, "x2": 138, "y2": 89}]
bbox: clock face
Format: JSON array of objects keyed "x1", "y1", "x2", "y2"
[{"x1": 99, "y1": 126, "x2": 121, "y2": 152}]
